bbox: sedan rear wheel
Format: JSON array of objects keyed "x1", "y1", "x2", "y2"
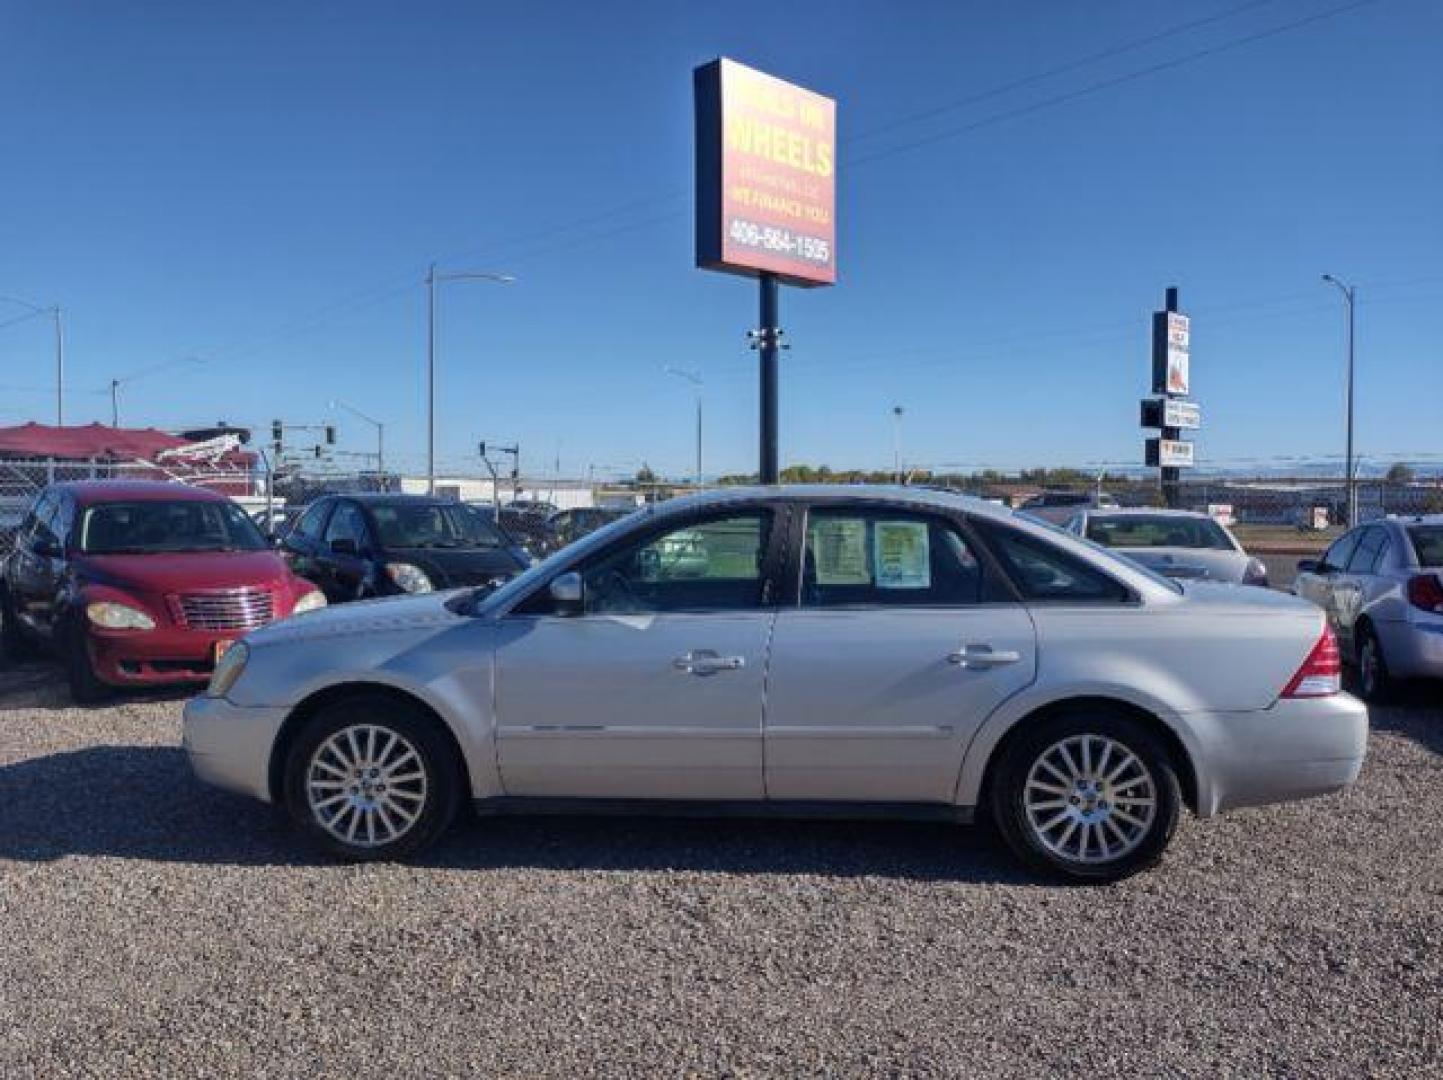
[
  {"x1": 1355, "y1": 624, "x2": 1394, "y2": 704},
  {"x1": 991, "y1": 711, "x2": 1181, "y2": 883},
  {"x1": 283, "y1": 696, "x2": 460, "y2": 861}
]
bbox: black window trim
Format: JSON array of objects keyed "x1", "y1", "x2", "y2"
[{"x1": 969, "y1": 518, "x2": 1142, "y2": 607}]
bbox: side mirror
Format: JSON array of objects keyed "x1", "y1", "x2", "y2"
[
  {"x1": 329, "y1": 538, "x2": 359, "y2": 556},
  {"x1": 1296, "y1": 558, "x2": 1320, "y2": 574},
  {"x1": 549, "y1": 571, "x2": 583, "y2": 617}
]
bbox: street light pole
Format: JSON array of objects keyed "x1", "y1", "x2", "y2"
[
  {"x1": 892, "y1": 405, "x2": 905, "y2": 484},
  {"x1": 425, "y1": 265, "x2": 515, "y2": 495},
  {"x1": 665, "y1": 366, "x2": 704, "y2": 486},
  {"x1": 1322, "y1": 274, "x2": 1357, "y2": 525},
  {"x1": 0, "y1": 296, "x2": 63, "y2": 424},
  {"x1": 331, "y1": 399, "x2": 386, "y2": 477}
]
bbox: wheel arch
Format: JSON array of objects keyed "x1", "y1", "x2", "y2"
[
  {"x1": 968, "y1": 695, "x2": 1200, "y2": 816},
  {"x1": 267, "y1": 681, "x2": 474, "y2": 804}
]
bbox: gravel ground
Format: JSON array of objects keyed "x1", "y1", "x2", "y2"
[{"x1": 1, "y1": 660, "x2": 1440, "y2": 1078}]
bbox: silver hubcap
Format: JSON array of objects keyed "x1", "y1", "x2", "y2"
[
  {"x1": 1024, "y1": 734, "x2": 1157, "y2": 865},
  {"x1": 307, "y1": 724, "x2": 428, "y2": 848}
]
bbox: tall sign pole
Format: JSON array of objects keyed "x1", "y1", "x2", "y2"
[
  {"x1": 1141, "y1": 286, "x2": 1197, "y2": 506},
  {"x1": 695, "y1": 59, "x2": 836, "y2": 485}
]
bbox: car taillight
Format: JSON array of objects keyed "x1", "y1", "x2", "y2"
[
  {"x1": 1406, "y1": 573, "x2": 1443, "y2": 614},
  {"x1": 1281, "y1": 624, "x2": 1341, "y2": 699}
]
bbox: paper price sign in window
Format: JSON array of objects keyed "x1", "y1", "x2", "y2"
[
  {"x1": 874, "y1": 521, "x2": 931, "y2": 589},
  {"x1": 811, "y1": 518, "x2": 870, "y2": 585}
]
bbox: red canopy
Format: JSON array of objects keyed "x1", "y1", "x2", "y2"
[{"x1": 0, "y1": 422, "x2": 207, "y2": 461}]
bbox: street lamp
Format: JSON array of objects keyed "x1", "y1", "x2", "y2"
[
  {"x1": 330, "y1": 399, "x2": 386, "y2": 477},
  {"x1": 108, "y1": 356, "x2": 207, "y2": 427},
  {"x1": 0, "y1": 295, "x2": 64, "y2": 425},
  {"x1": 665, "y1": 366, "x2": 703, "y2": 487},
  {"x1": 1321, "y1": 274, "x2": 1357, "y2": 525},
  {"x1": 892, "y1": 405, "x2": 905, "y2": 485},
  {"x1": 425, "y1": 264, "x2": 515, "y2": 494}
]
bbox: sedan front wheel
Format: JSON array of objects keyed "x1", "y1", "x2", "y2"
[
  {"x1": 283, "y1": 696, "x2": 461, "y2": 861},
  {"x1": 991, "y1": 711, "x2": 1182, "y2": 883}
]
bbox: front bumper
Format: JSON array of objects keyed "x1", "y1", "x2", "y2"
[
  {"x1": 183, "y1": 694, "x2": 291, "y2": 803},
  {"x1": 1192, "y1": 693, "x2": 1369, "y2": 817},
  {"x1": 88, "y1": 627, "x2": 247, "y2": 687}
]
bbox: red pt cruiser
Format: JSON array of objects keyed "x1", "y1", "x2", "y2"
[{"x1": 1, "y1": 481, "x2": 325, "y2": 701}]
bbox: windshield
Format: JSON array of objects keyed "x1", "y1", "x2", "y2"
[
  {"x1": 370, "y1": 502, "x2": 507, "y2": 549},
  {"x1": 1408, "y1": 526, "x2": 1443, "y2": 567},
  {"x1": 79, "y1": 500, "x2": 270, "y2": 554},
  {"x1": 471, "y1": 508, "x2": 648, "y2": 614},
  {"x1": 1086, "y1": 515, "x2": 1234, "y2": 551}
]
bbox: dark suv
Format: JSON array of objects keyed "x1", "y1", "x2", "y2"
[{"x1": 281, "y1": 494, "x2": 531, "y2": 603}]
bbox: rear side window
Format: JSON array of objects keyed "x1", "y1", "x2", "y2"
[
  {"x1": 978, "y1": 524, "x2": 1130, "y2": 603},
  {"x1": 801, "y1": 509, "x2": 1004, "y2": 607},
  {"x1": 1346, "y1": 527, "x2": 1387, "y2": 574},
  {"x1": 1322, "y1": 531, "x2": 1360, "y2": 573},
  {"x1": 1408, "y1": 526, "x2": 1443, "y2": 568},
  {"x1": 293, "y1": 501, "x2": 331, "y2": 540}
]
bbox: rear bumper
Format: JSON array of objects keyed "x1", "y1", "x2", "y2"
[
  {"x1": 1192, "y1": 693, "x2": 1368, "y2": 817},
  {"x1": 1376, "y1": 618, "x2": 1443, "y2": 680},
  {"x1": 182, "y1": 694, "x2": 290, "y2": 802}
]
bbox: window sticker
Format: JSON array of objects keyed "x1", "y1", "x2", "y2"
[
  {"x1": 811, "y1": 518, "x2": 871, "y2": 585},
  {"x1": 874, "y1": 521, "x2": 930, "y2": 589}
]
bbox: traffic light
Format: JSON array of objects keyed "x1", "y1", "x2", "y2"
[
  {"x1": 324, "y1": 424, "x2": 336, "y2": 445},
  {"x1": 314, "y1": 445, "x2": 323, "y2": 458},
  {"x1": 271, "y1": 420, "x2": 283, "y2": 444}
]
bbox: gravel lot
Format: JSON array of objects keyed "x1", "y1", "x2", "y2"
[{"x1": 1, "y1": 660, "x2": 1440, "y2": 1078}]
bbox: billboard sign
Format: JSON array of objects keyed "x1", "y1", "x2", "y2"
[
  {"x1": 1146, "y1": 437, "x2": 1195, "y2": 468},
  {"x1": 1152, "y1": 310, "x2": 1190, "y2": 395},
  {"x1": 694, "y1": 58, "x2": 836, "y2": 287}
]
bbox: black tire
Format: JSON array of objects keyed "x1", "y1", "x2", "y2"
[
  {"x1": 282, "y1": 694, "x2": 462, "y2": 862},
  {"x1": 1, "y1": 585, "x2": 38, "y2": 661},
  {"x1": 1355, "y1": 622, "x2": 1395, "y2": 704},
  {"x1": 65, "y1": 617, "x2": 111, "y2": 704},
  {"x1": 989, "y1": 710, "x2": 1182, "y2": 884}
]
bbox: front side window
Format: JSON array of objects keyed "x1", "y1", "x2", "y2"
[
  {"x1": 371, "y1": 502, "x2": 505, "y2": 549},
  {"x1": 581, "y1": 512, "x2": 772, "y2": 614},
  {"x1": 801, "y1": 509, "x2": 994, "y2": 607},
  {"x1": 979, "y1": 524, "x2": 1131, "y2": 602},
  {"x1": 1346, "y1": 527, "x2": 1388, "y2": 574},
  {"x1": 1321, "y1": 531, "x2": 1360, "y2": 573},
  {"x1": 293, "y1": 501, "x2": 331, "y2": 541},
  {"x1": 78, "y1": 500, "x2": 269, "y2": 554},
  {"x1": 324, "y1": 502, "x2": 369, "y2": 548},
  {"x1": 1085, "y1": 514, "x2": 1234, "y2": 551}
]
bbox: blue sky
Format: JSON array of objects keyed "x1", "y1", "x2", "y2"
[{"x1": 2, "y1": 0, "x2": 1439, "y2": 479}]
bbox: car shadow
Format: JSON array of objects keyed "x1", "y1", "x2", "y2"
[
  {"x1": 0, "y1": 744, "x2": 1034, "y2": 883},
  {"x1": 1363, "y1": 683, "x2": 1443, "y2": 757}
]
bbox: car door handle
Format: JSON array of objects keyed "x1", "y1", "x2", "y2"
[
  {"x1": 948, "y1": 644, "x2": 1022, "y2": 669},
  {"x1": 672, "y1": 650, "x2": 746, "y2": 676}
]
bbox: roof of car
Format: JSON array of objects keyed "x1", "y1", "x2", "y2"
[
  {"x1": 634, "y1": 485, "x2": 1015, "y2": 523},
  {"x1": 54, "y1": 480, "x2": 229, "y2": 506},
  {"x1": 324, "y1": 493, "x2": 461, "y2": 506},
  {"x1": 1078, "y1": 507, "x2": 1219, "y2": 519}
]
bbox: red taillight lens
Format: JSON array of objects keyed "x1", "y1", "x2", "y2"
[
  {"x1": 1282, "y1": 624, "x2": 1342, "y2": 699},
  {"x1": 1406, "y1": 573, "x2": 1443, "y2": 614}
]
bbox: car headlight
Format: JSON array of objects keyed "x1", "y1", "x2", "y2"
[
  {"x1": 207, "y1": 641, "x2": 249, "y2": 698},
  {"x1": 385, "y1": 562, "x2": 433, "y2": 594},
  {"x1": 86, "y1": 601, "x2": 156, "y2": 630},
  {"x1": 292, "y1": 588, "x2": 327, "y2": 614},
  {"x1": 1243, "y1": 558, "x2": 1270, "y2": 587}
]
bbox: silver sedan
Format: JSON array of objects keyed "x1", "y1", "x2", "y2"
[
  {"x1": 1293, "y1": 514, "x2": 1443, "y2": 701},
  {"x1": 185, "y1": 487, "x2": 1366, "y2": 882},
  {"x1": 1064, "y1": 508, "x2": 1269, "y2": 586}
]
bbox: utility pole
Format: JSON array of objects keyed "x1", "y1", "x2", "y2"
[
  {"x1": 1322, "y1": 274, "x2": 1357, "y2": 526},
  {"x1": 110, "y1": 380, "x2": 120, "y2": 427},
  {"x1": 0, "y1": 297, "x2": 63, "y2": 424}
]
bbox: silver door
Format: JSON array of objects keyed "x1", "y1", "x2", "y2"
[
  {"x1": 494, "y1": 510, "x2": 779, "y2": 800},
  {"x1": 765, "y1": 507, "x2": 1037, "y2": 803}
]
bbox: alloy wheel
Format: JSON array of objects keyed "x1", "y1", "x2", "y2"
[
  {"x1": 306, "y1": 724, "x2": 429, "y2": 848},
  {"x1": 1023, "y1": 733, "x2": 1157, "y2": 865}
]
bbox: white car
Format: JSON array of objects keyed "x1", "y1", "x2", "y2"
[
  {"x1": 185, "y1": 487, "x2": 1366, "y2": 882},
  {"x1": 1064, "y1": 508, "x2": 1269, "y2": 586}
]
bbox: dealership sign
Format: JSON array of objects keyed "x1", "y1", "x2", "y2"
[
  {"x1": 1140, "y1": 397, "x2": 1201, "y2": 430},
  {"x1": 1146, "y1": 438, "x2": 1195, "y2": 468},
  {"x1": 1152, "y1": 311, "x2": 1190, "y2": 396},
  {"x1": 694, "y1": 59, "x2": 836, "y2": 287}
]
